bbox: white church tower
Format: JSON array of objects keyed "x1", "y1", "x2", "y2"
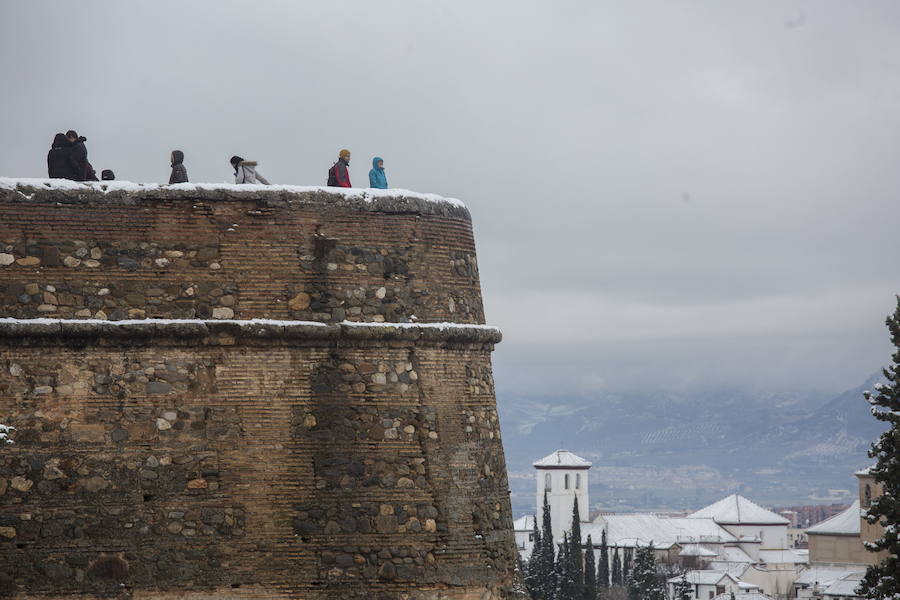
[{"x1": 534, "y1": 449, "x2": 591, "y2": 544}]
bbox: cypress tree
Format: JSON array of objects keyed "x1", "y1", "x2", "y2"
[
  {"x1": 583, "y1": 535, "x2": 597, "y2": 600},
  {"x1": 540, "y1": 491, "x2": 556, "y2": 599},
  {"x1": 598, "y1": 529, "x2": 609, "y2": 589},
  {"x1": 525, "y1": 515, "x2": 542, "y2": 599},
  {"x1": 859, "y1": 297, "x2": 900, "y2": 599},
  {"x1": 569, "y1": 499, "x2": 584, "y2": 599},
  {"x1": 611, "y1": 547, "x2": 622, "y2": 586},
  {"x1": 622, "y1": 548, "x2": 631, "y2": 583},
  {"x1": 626, "y1": 544, "x2": 665, "y2": 600},
  {"x1": 555, "y1": 532, "x2": 572, "y2": 600}
]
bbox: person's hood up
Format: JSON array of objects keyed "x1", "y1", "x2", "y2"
[
  {"x1": 171, "y1": 150, "x2": 184, "y2": 165},
  {"x1": 372, "y1": 156, "x2": 384, "y2": 170},
  {"x1": 72, "y1": 136, "x2": 87, "y2": 144},
  {"x1": 52, "y1": 133, "x2": 68, "y2": 148}
]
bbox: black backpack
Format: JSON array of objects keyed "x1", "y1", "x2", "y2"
[{"x1": 327, "y1": 163, "x2": 338, "y2": 186}]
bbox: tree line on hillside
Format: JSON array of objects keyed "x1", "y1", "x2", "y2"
[{"x1": 521, "y1": 493, "x2": 667, "y2": 600}]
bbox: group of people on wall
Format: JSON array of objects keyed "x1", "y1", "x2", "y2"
[{"x1": 46, "y1": 133, "x2": 390, "y2": 189}]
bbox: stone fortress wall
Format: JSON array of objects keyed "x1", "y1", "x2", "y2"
[{"x1": 0, "y1": 182, "x2": 521, "y2": 600}]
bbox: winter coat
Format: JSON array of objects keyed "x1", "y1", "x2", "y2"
[
  {"x1": 47, "y1": 134, "x2": 79, "y2": 179},
  {"x1": 70, "y1": 136, "x2": 98, "y2": 181},
  {"x1": 234, "y1": 161, "x2": 270, "y2": 185},
  {"x1": 330, "y1": 158, "x2": 351, "y2": 187},
  {"x1": 169, "y1": 150, "x2": 188, "y2": 184},
  {"x1": 368, "y1": 156, "x2": 388, "y2": 189}
]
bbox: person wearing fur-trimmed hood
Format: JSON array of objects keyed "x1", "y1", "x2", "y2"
[{"x1": 230, "y1": 155, "x2": 270, "y2": 185}]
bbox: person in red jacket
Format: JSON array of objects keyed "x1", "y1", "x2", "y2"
[{"x1": 327, "y1": 149, "x2": 352, "y2": 187}]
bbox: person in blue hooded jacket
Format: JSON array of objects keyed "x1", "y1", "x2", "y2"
[{"x1": 368, "y1": 157, "x2": 388, "y2": 189}]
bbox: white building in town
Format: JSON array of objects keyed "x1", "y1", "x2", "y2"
[
  {"x1": 665, "y1": 570, "x2": 744, "y2": 600},
  {"x1": 533, "y1": 449, "x2": 591, "y2": 543},
  {"x1": 515, "y1": 450, "x2": 806, "y2": 599}
]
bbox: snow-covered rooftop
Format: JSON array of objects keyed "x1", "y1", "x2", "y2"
[
  {"x1": 679, "y1": 544, "x2": 718, "y2": 557},
  {"x1": 757, "y1": 549, "x2": 808, "y2": 565},
  {"x1": 0, "y1": 177, "x2": 467, "y2": 212},
  {"x1": 689, "y1": 494, "x2": 790, "y2": 525},
  {"x1": 711, "y1": 593, "x2": 771, "y2": 600},
  {"x1": 823, "y1": 572, "x2": 864, "y2": 598},
  {"x1": 717, "y1": 546, "x2": 754, "y2": 564},
  {"x1": 667, "y1": 570, "x2": 738, "y2": 586},
  {"x1": 533, "y1": 449, "x2": 592, "y2": 469},
  {"x1": 854, "y1": 465, "x2": 875, "y2": 476},
  {"x1": 587, "y1": 514, "x2": 735, "y2": 549},
  {"x1": 795, "y1": 566, "x2": 863, "y2": 587},
  {"x1": 513, "y1": 515, "x2": 536, "y2": 531},
  {"x1": 805, "y1": 500, "x2": 860, "y2": 536}
]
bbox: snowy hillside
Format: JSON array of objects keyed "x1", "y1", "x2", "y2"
[{"x1": 499, "y1": 375, "x2": 887, "y2": 515}]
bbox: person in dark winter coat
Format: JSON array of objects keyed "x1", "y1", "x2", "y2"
[
  {"x1": 169, "y1": 150, "x2": 188, "y2": 184},
  {"x1": 327, "y1": 149, "x2": 352, "y2": 187},
  {"x1": 368, "y1": 156, "x2": 388, "y2": 189},
  {"x1": 65, "y1": 130, "x2": 98, "y2": 181},
  {"x1": 101, "y1": 170, "x2": 115, "y2": 181},
  {"x1": 47, "y1": 133, "x2": 79, "y2": 179},
  {"x1": 230, "y1": 155, "x2": 270, "y2": 185}
]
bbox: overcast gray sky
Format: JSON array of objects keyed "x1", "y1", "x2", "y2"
[{"x1": 2, "y1": 1, "x2": 898, "y2": 396}]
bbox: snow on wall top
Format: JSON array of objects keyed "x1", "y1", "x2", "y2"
[
  {"x1": 805, "y1": 500, "x2": 861, "y2": 536},
  {"x1": 0, "y1": 177, "x2": 467, "y2": 215},
  {"x1": 0, "y1": 318, "x2": 502, "y2": 345},
  {"x1": 533, "y1": 449, "x2": 592, "y2": 469},
  {"x1": 689, "y1": 494, "x2": 790, "y2": 525}
]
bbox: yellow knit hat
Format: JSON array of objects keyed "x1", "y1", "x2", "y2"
[{"x1": 339, "y1": 149, "x2": 351, "y2": 159}]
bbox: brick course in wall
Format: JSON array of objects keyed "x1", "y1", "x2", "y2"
[{"x1": 0, "y1": 184, "x2": 522, "y2": 600}]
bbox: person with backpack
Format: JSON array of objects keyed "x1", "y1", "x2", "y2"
[
  {"x1": 230, "y1": 155, "x2": 270, "y2": 185},
  {"x1": 368, "y1": 156, "x2": 388, "y2": 189},
  {"x1": 65, "y1": 130, "x2": 98, "y2": 181},
  {"x1": 47, "y1": 133, "x2": 79, "y2": 179},
  {"x1": 169, "y1": 150, "x2": 188, "y2": 184},
  {"x1": 327, "y1": 149, "x2": 352, "y2": 187}
]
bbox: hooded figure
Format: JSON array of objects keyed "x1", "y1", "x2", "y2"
[
  {"x1": 169, "y1": 150, "x2": 188, "y2": 184},
  {"x1": 66, "y1": 130, "x2": 98, "y2": 181},
  {"x1": 368, "y1": 156, "x2": 388, "y2": 189},
  {"x1": 327, "y1": 149, "x2": 352, "y2": 187},
  {"x1": 47, "y1": 133, "x2": 79, "y2": 179},
  {"x1": 230, "y1": 155, "x2": 270, "y2": 185}
]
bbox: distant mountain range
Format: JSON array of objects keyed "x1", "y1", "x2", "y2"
[{"x1": 499, "y1": 374, "x2": 887, "y2": 517}]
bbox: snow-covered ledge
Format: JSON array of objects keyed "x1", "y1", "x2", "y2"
[
  {"x1": 0, "y1": 318, "x2": 502, "y2": 346},
  {"x1": 0, "y1": 177, "x2": 469, "y2": 219}
]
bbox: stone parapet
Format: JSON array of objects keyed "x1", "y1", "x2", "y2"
[{"x1": 0, "y1": 181, "x2": 484, "y2": 324}]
